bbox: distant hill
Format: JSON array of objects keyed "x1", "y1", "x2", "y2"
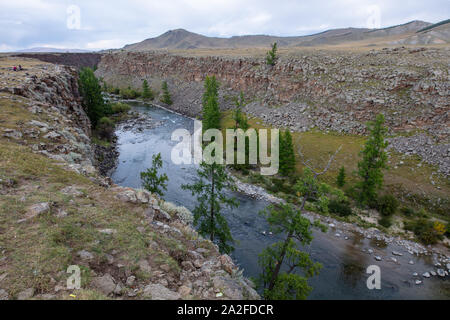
[
  {"x1": 390, "y1": 19, "x2": 450, "y2": 45},
  {"x1": 122, "y1": 20, "x2": 444, "y2": 51},
  {"x1": 16, "y1": 47, "x2": 91, "y2": 53}
]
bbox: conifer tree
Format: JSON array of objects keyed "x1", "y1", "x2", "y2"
[
  {"x1": 266, "y1": 42, "x2": 278, "y2": 66},
  {"x1": 357, "y1": 114, "x2": 388, "y2": 204},
  {"x1": 279, "y1": 130, "x2": 296, "y2": 176},
  {"x1": 202, "y1": 76, "x2": 221, "y2": 132},
  {"x1": 140, "y1": 153, "x2": 168, "y2": 197},
  {"x1": 336, "y1": 166, "x2": 346, "y2": 187},
  {"x1": 142, "y1": 80, "x2": 154, "y2": 100},
  {"x1": 160, "y1": 81, "x2": 173, "y2": 105}
]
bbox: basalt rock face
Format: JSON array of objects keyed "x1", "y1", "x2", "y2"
[
  {"x1": 96, "y1": 47, "x2": 449, "y2": 141},
  {"x1": 3, "y1": 63, "x2": 91, "y2": 136},
  {"x1": 14, "y1": 53, "x2": 102, "y2": 70}
]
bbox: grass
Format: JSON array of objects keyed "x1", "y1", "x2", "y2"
[{"x1": 220, "y1": 109, "x2": 450, "y2": 218}]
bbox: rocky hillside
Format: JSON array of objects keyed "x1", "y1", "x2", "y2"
[
  {"x1": 122, "y1": 21, "x2": 435, "y2": 51},
  {"x1": 392, "y1": 19, "x2": 450, "y2": 45},
  {"x1": 0, "y1": 56, "x2": 259, "y2": 300}
]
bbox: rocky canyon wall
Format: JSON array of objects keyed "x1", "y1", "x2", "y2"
[{"x1": 96, "y1": 48, "x2": 449, "y2": 141}]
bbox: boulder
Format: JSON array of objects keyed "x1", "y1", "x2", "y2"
[
  {"x1": 92, "y1": 274, "x2": 116, "y2": 295},
  {"x1": 0, "y1": 289, "x2": 9, "y2": 300},
  {"x1": 21, "y1": 202, "x2": 50, "y2": 221},
  {"x1": 219, "y1": 254, "x2": 234, "y2": 275},
  {"x1": 143, "y1": 283, "x2": 181, "y2": 300}
]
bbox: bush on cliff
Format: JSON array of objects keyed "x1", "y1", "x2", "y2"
[
  {"x1": 78, "y1": 67, "x2": 110, "y2": 127},
  {"x1": 96, "y1": 116, "x2": 115, "y2": 142}
]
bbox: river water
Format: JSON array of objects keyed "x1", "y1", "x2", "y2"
[{"x1": 111, "y1": 102, "x2": 449, "y2": 300}]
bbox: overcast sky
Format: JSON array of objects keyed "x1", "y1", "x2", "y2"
[{"x1": 0, "y1": 0, "x2": 448, "y2": 51}]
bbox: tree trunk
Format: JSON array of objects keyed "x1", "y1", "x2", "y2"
[{"x1": 210, "y1": 165, "x2": 215, "y2": 242}]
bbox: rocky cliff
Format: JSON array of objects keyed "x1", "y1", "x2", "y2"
[
  {"x1": 0, "y1": 56, "x2": 259, "y2": 300},
  {"x1": 96, "y1": 48, "x2": 449, "y2": 139},
  {"x1": 96, "y1": 47, "x2": 450, "y2": 175}
]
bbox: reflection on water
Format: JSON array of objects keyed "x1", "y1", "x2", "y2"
[{"x1": 111, "y1": 103, "x2": 449, "y2": 300}]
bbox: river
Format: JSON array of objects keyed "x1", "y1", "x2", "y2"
[{"x1": 110, "y1": 102, "x2": 449, "y2": 300}]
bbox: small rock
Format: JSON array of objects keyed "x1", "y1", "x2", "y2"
[
  {"x1": 392, "y1": 251, "x2": 403, "y2": 256},
  {"x1": 375, "y1": 256, "x2": 382, "y2": 261},
  {"x1": 114, "y1": 282, "x2": 124, "y2": 295},
  {"x1": 160, "y1": 264, "x2": 170, "y2": 272},
  {"x1": 126, "y1": 276, "x2": 136, "y2": 286},
  {"x1": 430, "y1": 271, "x2": 437, "y2": 276},
  {"x1": 422, "y1": 272, "x2": 431, "y2": 278},
  {"x1": 138, "y1": 259, "x2": 152, "y2": 274},
  {"x1": 219, "y1": 254, "x2": 234, "y2": 275},
  {"x1": 408, "y1": 260, "x2": 414, "y2": 265},
  {"x1": 17, "y1": 288, "x2": 34, "y2": 300},
  {"x1": 23, "y1": 202, "x2": 50, "y2": 220},
  {"x1": 77, "y1": 250, "x2": 94, "y2": 261},
  {"x1": 178, "y1": 285, "x2": 191, "y2": 297},
  {"x1": 415, "y1": 280, "x2": 422, "y2": 285},
  {"x1": 437, "y1": 269, "x2": 445, "y2": 277},
  {"x1": 98, "y1": 228, "x2": 117, "y2": 235}
]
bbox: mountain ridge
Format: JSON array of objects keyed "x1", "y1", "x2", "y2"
[{"x1": 122, "y1": 20, "x2": 449, "y2": 51}]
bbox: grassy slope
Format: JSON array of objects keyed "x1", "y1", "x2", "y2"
[
  {"x1": 0, "y1": 93, "x2": 212, "y2": 300},
  {"x1": 220, "y1": 110, "x2": 449, "y2": 220}
]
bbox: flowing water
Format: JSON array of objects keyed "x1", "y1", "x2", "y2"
[{"x1": 111, "y1": 102, "x2": 449, "y2": 299}]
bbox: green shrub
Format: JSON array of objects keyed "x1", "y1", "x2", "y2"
[
  {"x1": 120, "y1": 87, "x2": 141, "y2": 99},
  {"x1": 404, "y1": 218, "x2": 443, "y2": 245},
  {"x1": 400, "y1": 206, "x2": 415, "y2": 216},
  {"x1": 328, "y1": 199, "x2": 353, "y2": 217},
  {"x1": 336, "y1": 166, "x2": 346, "y2": 187},
  {"x1": 111, "y1": 102, "x2": 131, "y2": 114},
  {"x1": 268, "y1": 178, "x2": 295, "y2": 195},
  {"x1": 378, "y1": 216, "x2": 392, "y2": 228},
  {"x1": 377, "y1": 194, "x2": 398, "y2": 216},
  {"x1": 96, "y1": 117, "x2": 115, "y2": 141}
]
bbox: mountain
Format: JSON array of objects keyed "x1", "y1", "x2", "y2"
[
  {"x1": 16, "y1": 47, "x2": 91, "y2": 53},
  {"x1": 390, "y1": 19, "x2": 450, "y2": 45},
  {"x1": 122, "y1": 20, "x2": 443, "y2": 51}
]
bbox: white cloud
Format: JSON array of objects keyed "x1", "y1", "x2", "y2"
[{"x1": 0, "y1": 0, "x2": 448, "y2": 51}]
